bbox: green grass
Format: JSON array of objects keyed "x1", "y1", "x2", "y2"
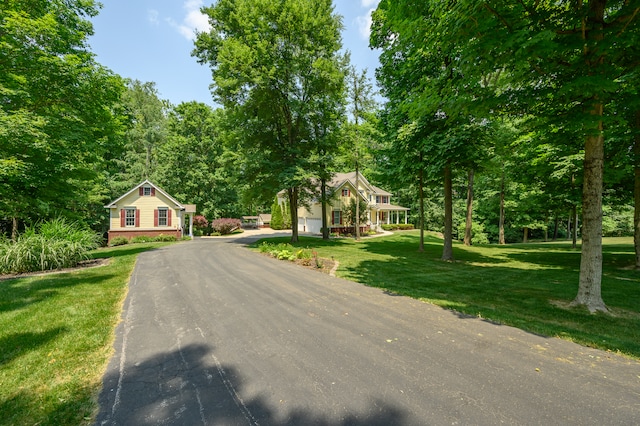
[
  {"x1": 0, "y1": 242, "x2": 173, "y2": 426},
  {"x1": 254, "y1": 231, "x2": 640, "y2": 359}
]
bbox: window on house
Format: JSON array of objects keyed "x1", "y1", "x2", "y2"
[
  {"x1": 158, "y1": 208, "x2": 168, "y2": 226},
  {"x1": 125, "y1": 208, "x2": 136, "y2": 227},
  {"x1": 332, "y1": 210, "x2": 342, "y2": 225},
  {"x1": 143, "y1": 187, "x2": 151, "y2": 196},
  {"x1": 383, "y1": 196, "x2": 389, "y2": 204},
  {"x1": 342, "y1": 188, "x2": 350, "y2": 197}
]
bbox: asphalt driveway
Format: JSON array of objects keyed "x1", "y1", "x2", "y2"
[{"x1": 95, "y1": 232, "x2": 640, "y2": 425}]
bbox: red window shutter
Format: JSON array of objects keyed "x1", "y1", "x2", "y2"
[
  {"x1": 151, "y1": 187, "x2": 156, "y2": 196},
  {"x1": 167, "y1": 209, "x2": 172, "y2": 226},
  {"x1": 135, "y1": 209, "x2": 140, "y2": 227},
  {"x1": 120, "y1": 209, "x2": 125, "y2": 227},
  {"x1": 139, "y1": 187, "x2": 143, "y2": 196},
  {"x1": 154, "y1": 209, "x2": 158, "y2": 227}
]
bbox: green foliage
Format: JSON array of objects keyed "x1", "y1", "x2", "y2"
[
  {"x1": 109, "y1": 236, "x2": 129, "y2": 246},
  {"x1": 0, "y1": 218, "x2": 101, "y2": 274},
  {"x1": 0, "y1": 1, "x2": 126, "y2": 228},
  {"x1": 131, "y1": 235, "x2": 155, "y2": 243},
  {"x1": 381, "y1": 224, "x2": 415, "y2": 231},
  {"x1": 343, "y1": 198, "x2": 368, "y2": 227},
  {"x1": 602, "y1": 205, "x2": 634, "y2": 237},
  {"x1": 194, "y1": 0, "x2": 347, "y2": 242},
  {"x1": 270, "y1": 197, "x2": 284, "y2": 230},
  {"x1": 154, "y1": 234, "x2": 177, "y2": 242},
  {"x1": 456, "y1": 221, "x2": 490, "y2": 245},
  {"x1": 258, "y1": 241, "x2": 314, "y2": 262}
]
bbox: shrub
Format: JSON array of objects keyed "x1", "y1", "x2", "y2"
[
  {"x1": 154, "y1": 234, "x2": 177, "y2": 242},
  {"x1": 0, "y1": 218, "x2": 101, "y2": 274},
  {"x1": 110, "y1": 236, "x2": 129, "y2": 246},
  {"x1": 211, "y1": 218, "x2": 242, "y2": 235},
  {"x1": 381, "y1": 224, "x2": 415, "y2": 231},
  {"x1": 193, "y1": 215, "x2": 209, "y2": 229},
  {"x1": 456, "y1": 221, "x2": 490, "y2": 245},
  {"x1": 131, "y1": 235, "x2": 154, "y2": 243}
]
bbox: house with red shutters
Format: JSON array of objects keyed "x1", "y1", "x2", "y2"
[{"x1": 104, "y1": 180, "x2": 196, "y2": 244}]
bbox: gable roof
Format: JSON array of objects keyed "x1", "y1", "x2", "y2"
[
  {"x1": 330, "y1": 171, "x2": 391, "y2": 196},
  {"x1": 104, "y1": 180, "x2": 185, "y2": 209}
]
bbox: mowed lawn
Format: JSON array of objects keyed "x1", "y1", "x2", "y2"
[
  {"x1": 1, "y1": 233, "x2": 639, "y2": 425},
  {"x1": 0, "y1": 243, "x2": 172, "y2": 426},
  {"x1": 262, "y1": 231, "x2": 640, "y2": 358}
]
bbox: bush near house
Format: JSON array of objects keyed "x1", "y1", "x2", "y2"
[
  {"x1": 211, "y1": 218, "x2": 242, "y2": 235},
  {"x1": 381, "y1": 224, "x2": 415, "y2": 231}
]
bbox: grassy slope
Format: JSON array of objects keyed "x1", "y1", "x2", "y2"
[{"x1": 262, "y1": 231, "x2": 640, "y2": 358}]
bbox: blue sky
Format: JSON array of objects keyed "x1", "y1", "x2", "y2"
[{"x1": 89, "y1": 0, "x2": 381, "y2": 107}]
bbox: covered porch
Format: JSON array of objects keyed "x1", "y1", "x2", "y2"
[{"x1": 371, "y1": 204, "x2": 410, "y2": 231}]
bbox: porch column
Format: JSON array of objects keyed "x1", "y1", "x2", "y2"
[
  {"x1": 189, "y1": 214, "x2": 194, "y2": 239},
  {"x1": 405, "y1": 211, "x2": 408, "y2": 224}
]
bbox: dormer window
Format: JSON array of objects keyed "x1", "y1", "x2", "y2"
[
  {"x1": 342, "y1": 188, "x2": 350, "y2": 197},
  {"x1": 139, "y1": 186, "x2": 155, "y2": 196}
]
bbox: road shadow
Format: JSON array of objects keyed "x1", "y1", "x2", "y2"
[{"x1": 95, "y1": 343, "x2": 409, "y2": 425}]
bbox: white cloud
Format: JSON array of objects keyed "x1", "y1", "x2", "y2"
[
  {"x1": 168, "y1": 0, "x2": 211, "y2": 41},
  {"x1": 361, "y1": 0, "x2": 379, "y2": 8},
  {"x1": 148, "y1": 9, "x2": 160, "y2": 26},
  {"x1": 355, "y1": 7, "x2": 376, "y2": 40}
]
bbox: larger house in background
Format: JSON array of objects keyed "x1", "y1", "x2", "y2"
[
  {"x1": 104, "y1": 180, "x2": 196, "y2": 244},
  {"x1": 280, "y1": 171, "x2": 409, "y2": 234}
]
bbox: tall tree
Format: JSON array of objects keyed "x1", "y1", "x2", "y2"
[
  {"x1": 194, "y1": 0, "x2": 347, "y2": 243},
  {"x1": 0, "y1": 0, "x2": 125, "y2": 235},
  {"x1": 345, "y1": 66, "x2": 377, "y2": 240},
  {"x1": 156, "y1": 102, "x2": 240, "y2": 219}
]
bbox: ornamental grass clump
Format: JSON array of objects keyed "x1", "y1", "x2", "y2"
[{"x1": 0, "y1": 218, "x2": 101, "y2": 274}]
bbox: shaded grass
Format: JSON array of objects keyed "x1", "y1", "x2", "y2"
[
  {"x1": 0, "y1": 242, "x2": 173, "y2": 426},
  {"x1": 254, "y1": 232, "x2": 640, "y2": 358}
]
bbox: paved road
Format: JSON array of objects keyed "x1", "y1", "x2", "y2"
[{"x1": 95, "y1": 233, "x2": 640, "y2": 425}]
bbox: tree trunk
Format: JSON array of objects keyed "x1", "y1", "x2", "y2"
[
  {"x1": 11, "y1": 216, "x2": 18, "y2": 242},
  {"x1": 419, "y1": 162, "x2": 425, "y2": 252},
  {"x1": 355, "y1": 166, "x2": 360, "y2": 241},
  {"x1": 567, "y1": 214, "x2": 571, "y2": 241},
  {"x1": 523, "y1": 227, "x2": 528, "y2": 244},
  {"x1": 572, "y1": 205, "x2": 578, "y2": 249},
  {"x1": 321, "y1": 178, "x2": 329, "y2": 240},
  {"x1": 464, "y1": 169, "x2": 474, "y2": 246},
  {"x1": 288, "y1": 187, "x2": 299, "y2": 243},
  {"x1": 553, "y1": 216, "x2": 559, "y2": 241},
  {"x1": 572, "y1": 0, "x2": 607, "y2": 313},
  {"x1": 498, "y1": 170, "x2": 505, "y2": 245},
  {"x1": 633, "y1": 110, "x2": 640, "y2": 268},
  {"x1": 442, "y1": 164, "x2": 454, "y2": 261}
]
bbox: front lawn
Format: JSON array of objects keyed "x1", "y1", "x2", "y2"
[
  {"x1": 0, "y1": 242, "x2": 172, "y2": 426},
  {"x1": 255, "y1": 231, "x2": 640, "y2": 358}
]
